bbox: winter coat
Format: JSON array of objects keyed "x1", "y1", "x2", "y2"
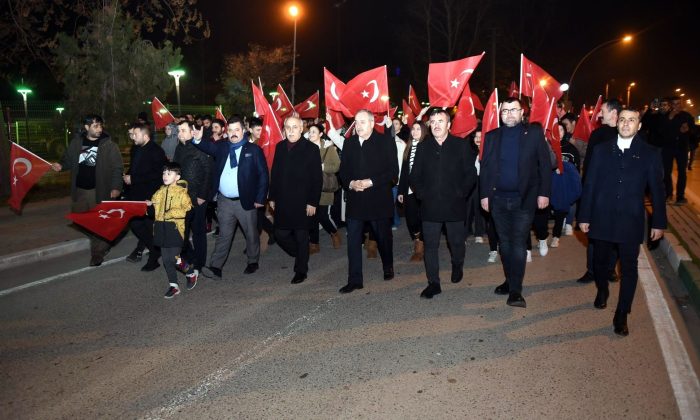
[
  {"x1": 173, "y1": 140, "x2": 212, "y2": 204},
  {"x1": 60, "y1": 132, "x2": 123, "y2": 203},
  {"x1": 151, "y1": 180, "x2": 192, "y2": 247}
]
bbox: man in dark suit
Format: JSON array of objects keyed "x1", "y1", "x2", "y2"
[
  {"x1": 269, "y1": 116, "x2": 323, "y2": 284},
  {"x1": 193, "y1": 116, "x2": 269, "y2": 279},
  {"x1": 480, "y1": 97, "x2": 552, "y2": 308},
  {"x1": 123, "y1": 122, "x2": 167, "y2": 271},
  {"x1": 338, "y1": 110, "x2": 399, "y2": 293},
  {"x1": 579, "y1": 109, "x2": 666, "y2": 336},
  {"x1": 410, "y1": 108, "x2": 477, "y2": 298}
]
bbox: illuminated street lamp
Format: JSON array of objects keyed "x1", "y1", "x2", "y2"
[
  {"x1": 288, "y1": 4, "x2": 301, "y2": 103},
  {"x1": 567, "y1": 34, "x2": 633, "y2": 99},
  {"x1": 16, "y1": 86, "x2": 32, "y2": 143},
  {"x1": 168, "y1": 69, "x2": 185, "y2": 115},
  {"x1": 56, "y1": 107, "x2": 65, "y2": 115},
  {"x1": 626, "y1": 82, "x2": 636, "y2": 107}
]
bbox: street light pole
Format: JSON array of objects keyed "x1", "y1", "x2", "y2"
[
  {"x1": 288, "y1": 5, "x2": 300, "y2": 104},
  {"x1": 16, "y1": 86, "x2": 32, "y2": 144},
  {"x1": 567, "y1": 35, "x2": 632, "y2": 100},
  {"x1": 627, "y1": 82, "x2": 636, "y2": 108},
  {"x1": 168, "y1": 69, "x2": 185, "y2": 115}
]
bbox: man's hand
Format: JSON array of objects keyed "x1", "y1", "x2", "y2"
[
  {"x1": 480, "y1": 197, "x2": 489, "y2": 212},
  {"x1": 51, "y1": 163, "x2": 62, "y2": 172},
  {"x1": 350, "y1": 180, "x2": 367, "y2": 192},
  {"x1": 537, "y1": 196, "x2": 549, "y2": 209},
  {"x1": 197, "y1": 198, "x2": 205, "y2": 205},
  {"x1": 123, "y1": 175, "x2": 131, "y2": 185},
  {"x1": 579, "y1": 223, "x2": 589, "y2": 233},
  {"x1": 650, "y1": 228, "x2": 664, "y2": 241},
  {"x1": 306, "y1": 205, "x2": 316, "y2": 216},
  {"x1": 110, "y1": 189, "x2": 121, "y2": 199},
  {"x1": 326, "y1": 112, "x2": 335, "y2": 131},
  {"x1": 193, "y1": 126, "x2": 203, "y2": 140},
  {"x1": 254, "y1": 202, "x2": 264, "y2": 208},
  {"x1": 145, "y1": 200, "x2": 153, "y2": 206},
  {"x1": 397, "y1": 194, "x2": 404, "y2": 204}
]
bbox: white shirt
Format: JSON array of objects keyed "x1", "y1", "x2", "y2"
[{"x1": 617, "y1": 135, "x2": 633, "y2": 152}]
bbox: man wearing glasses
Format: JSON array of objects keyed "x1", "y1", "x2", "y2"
[{"x1": 479, "y1": 97, "x2": 552, "y2": 308}]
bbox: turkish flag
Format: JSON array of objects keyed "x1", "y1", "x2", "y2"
[
  {"x1": 509, "y1": 81, "x2": 519, "y2": 98},
  {"x1": 339, "y1": 65, "x2": 390, "y2": 115},
  {"x1": 520, "y1": 54, "x2": 563, "y2": 101},
  {"x1": 408, "y1": 85, "x2": 422, "y2": 116},
  {"x1": 428, "y1": 52, "x2": 485, "y2": 107},
  {"x1": 151, "y1": 97, "x2": 175, "y2": 129},
  {"x1": 471, "y1": 91, "x2": 484, "y2": 111},
  {"x1": 543, "y1": 100, "x2": 563, "y2": 173},
  {"x1": 215, "y1": 107, "x2": 226, "y2": 123},
  {"x1": 259, "y1": 102, "x2": 284, "y2": 169},
  {"x1": 402, "y1": 99, "x2": 416, "y2": 126},
  {"x1": 529, "y1": 84, "x2": 554, "y2": 126},
  {"x1": 572, "y1": 104, "x2": 593, "y2": 142},
  {"x1": 66, "y1": 201, "x2": 147, "y2": 241},
  {"x1": 324, "y1": 68, "x2": 353, "y2": 117},
  {"x1": 294, "y1": 91, "x2": 320, "y2": 119},
  {"x1": 274, "y1": 84, "x2": 294, "y2": 118},
  {"x1": 372, "y1": 107, "x2": 397, "y2": 134},
  {"x1": 481, "y1": 89, "x2": 500, "y2": 159},
  {"x1": 327, "y1": 109, "x2": 346, "y2": 130},
  {"x1": 8, "y1": 143, "x2": 51, "y2": 211},
  {"x1": 590, "y1": 95, "x2": 603, "y2": 130},
  {"x1": 451, "y1": 84, "x2": 478, "y2": 138},
  {"x1": 251, "y1": 81, "x2": 269, "y2": 117}
]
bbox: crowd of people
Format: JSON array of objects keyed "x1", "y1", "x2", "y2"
[{"x1": 50, "y1": 93, "x2": 700, "y2": 336}]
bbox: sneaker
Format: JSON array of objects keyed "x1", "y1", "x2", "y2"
[
  {"x1": 186, "y1": 269, "x2": 199, "y2": 290},
  {"x1": 126, "y1": 249, "x2": 143, "y2": 263},
  {"x1": 526, "y1": 250, "x2": 532, "y2": 263},
  {"x1": 474, "y1": 236, "x2": 484, "y2": 244},
  {"x1": 164, "y1": 284, "x2": 180, "y2": 299},
  {"x1": 175, "y1": 256, "x2": 190, "y2": 273},
  {"x1": 550, "y1": 237, "x2": 560, "y2": 248},
  {"x1": 538, "y1": 239, "x2": 549, "y2": 256},
  {"x1": 564, "y1": 224, "x2": 574, "y2": 236},
  {"x1": 487, "y1": 250, "x2": 498, "y2": 263}
]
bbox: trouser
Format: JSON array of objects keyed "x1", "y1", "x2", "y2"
[
  {"x1": 257, "y1": 206, "x2": 274, "y2": 238},
  {"x1": 275, "y1": 228, "x2": 310, "y2": 275},
  {"x1": 310, "y1": 205, "x2": 337, "y2": 244},
  {"x1": 391, "y1": 186, "x2": 400, "y2": 227},
  {"x1": 465, "y1": 190, "x2": 486, "y2": 237},
  {"x1": 486, "y1": 213, "x2": 499, "y2": 252},
  {"x1": 331, "y1": 189, "x2": 345, "y2": 226},
  {"x1": 72, "y1": 188, "x2": 111, "y2": 258},
  {"x1": 206, "y1": 200, "x2": 218, "y2": 227},
  {"x1": 551, "y1": 209, "x2": 569, "y2": 238},
  {"x1": 403, "y1": 193, "x2": 422, "y2": 240},
  {"x1": 346, "y1": 217, "x2": 393, "y2": 285},
  {"x1": 162, "y1": 246, "x2": 180, "y2": 285},
  {"x1": 662, "y1": 147, "x2": 688, "y2": 199},
  {"x1": 209, "y1": 195, "x2": 259, "y2": 268},
  {"x1": 532, "y1": 208, "x2": 549, "y2": 241},
  {"x1": 422, "y1": 220, "x2": 466, "y2": 284},
  {"x1": 491, "y1": 197, "x2": 535, "y2": 294},
  {"x1": 182, "y1": 201, "x2": 207, "y2": 270},
  {"x1": 593, "y1": 239, "x2": 640, "y2": 314},
  {"x1": 130, "y1": 216, "x2": 159, "y2": 260}
]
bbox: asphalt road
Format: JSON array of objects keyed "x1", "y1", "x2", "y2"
[{"x1": 0, "y1": 229, "x2": 694, "y2": 419}]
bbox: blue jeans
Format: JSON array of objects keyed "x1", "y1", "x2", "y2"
[{"x1": 490, "y1": 196, "x2": 535, "y2": 293}]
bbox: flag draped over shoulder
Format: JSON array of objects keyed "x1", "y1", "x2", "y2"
[
  {"x1": 8, "y1": 143, "x2": 52, "y2": 211},
  {"x1": 66, "y1": 201, "x2": 147, "y2": 241},
  {"x1": 428, "y1": 52, "x2": 485, "y2": 107}
]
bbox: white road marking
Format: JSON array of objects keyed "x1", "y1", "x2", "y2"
[{"x1": 640, "y1": 247, "x2": 700, "y2": 419}]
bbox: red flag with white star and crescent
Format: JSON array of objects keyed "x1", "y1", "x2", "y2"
[
  {"x1": 151, "y1": 97, "x2": 175, "y2": 129},
  {"x1": 274, "y1": 84, "x2": 294, "y2": 119},
  {"x1": 260, "y1": 102, "x2": 284, "y2": 169},
  {"x1": 294, "y1": 91, "x2": 320, "y2": 119},
  {"x1": 408, "y1": 85, "x2": 422, "y2": 116},
  {"x1": 8, "y1": 143, "x2": 52, "y2": 211},
  {"x1": 251, "y1": 80, "x2": 269, "y2": 117},
  {"x1": 451, "y1": 84, "x2": 478, "y2": 138},
  {"x1": 66, "y1": 201, "x2": 147, "y2": 241},
  {"x1": 480, "y1": 89, "x2": 500, "y2": 159},
  {"x1": 427, "y1": 52, "x2": 485, "y2": 107},
  {"x1": 324, "y1": 68, "x2": 353, "y2": 118},
  {"x1": 339, "y1": 66, "x2": 390, "y2": 115}
]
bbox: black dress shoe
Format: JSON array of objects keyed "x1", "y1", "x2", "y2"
[
  {"x1": 291, "y1": 272, "x2": 307, "y2": 284},
  {"x1": 494, "y1": 281, "x2": 510, "y2": 295},
  {"x1": 451, "y1": 264, "x2": 463, "y2": 283},
  {"x1": 383, "y1": 267, "x2": 394, "y2": 281},
  {"x1": 507, "y1": 292, "x2": 527, "y2": 308},
  {"x1": 594, "y1": 288, "x2": 609, "y2": 309},
  {"x1": 126, "y1": 248, "x2": 143, "y2": 263},
  {"x1": 577, "y1": 271, "x2": 594, "y2": 283},
  {"x1": 339, "y1": 283, "x2": 363, "y2": 293},
  {"x1": 613, "y1": 311, "x2": 629, "y2": 336},
  {"x1": 420, "y1": 283, "x2": 442, "y2": 299},
  {"x1": 244, "y1": 263, "x2": 259, "y2": 274},
  {"x1": 141, "y1": 259, "x2": 160, "y2": 272}
]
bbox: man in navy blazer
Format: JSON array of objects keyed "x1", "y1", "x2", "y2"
[
  {"x1": 193, "y1": 116, "x2": 269, "y2": 279},
  {"x1": 579, "y1": 109, "x2": 666, "y2": 336},
  {"x1": 479, "y1": 97, "x2": 552, "y2": 308}
]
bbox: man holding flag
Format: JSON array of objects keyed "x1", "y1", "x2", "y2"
[{"x1": 51, "y1": 114, "x2": 124, "y2": 266}]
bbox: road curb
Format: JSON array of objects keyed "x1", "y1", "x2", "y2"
[
  {"x1": 0, "y1": 239, "x2": 89, "y2": 271},
  {"x1": 659, "y1": 232, "x2": 692, "y2": 272},
  {"x1": 660, "y1": 231, "x2": 700, "y2": 310}
]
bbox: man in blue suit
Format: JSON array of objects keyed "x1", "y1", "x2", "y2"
[
  {"x1": 579, "y1": 109, "x2": 666, "y2": 336},
  {"x1": 193, "y1": 116, "x2": 269, "y2": 279}
]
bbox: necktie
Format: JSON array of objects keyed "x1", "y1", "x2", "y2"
[{"x1": 229, "y1": 141, "x2": 244, "y2": 168}]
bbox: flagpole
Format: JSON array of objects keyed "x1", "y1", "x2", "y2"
[
  {"x1": 495, "y1": 88, "x2": 500, "y2": 128},
  {"x1": 518, "y1": 54, "x2": 523, "y2": 99}
]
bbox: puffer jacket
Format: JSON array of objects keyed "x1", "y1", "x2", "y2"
[
  {"x1": 173, "y1": 140, "x2": 212, "y2": 203},
  {"x1": 151, "y1": 180, "x2": 192, "y2": 247}
]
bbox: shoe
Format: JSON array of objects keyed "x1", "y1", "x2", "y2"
[
  {"x1": 409, "y1": 239, "x2": 424, "y2": 262},
  {"x1": 507, "y1": 292, "x2": 527, "y2": 308},
  {"x1": 141, "y1": 259, "x2": 160, "y2": 272},
  {"x1": 577, "y1": 271, "x2": 594, "y2": 283},
  {"x1": 420, "y1": 283, "x2": 442, "y2": 299},
  {"x1": 339, "y1": 283, "x2": 363, "y2": 294},
  {"x1": 383, "y1": 267, "x2": 394, "y2": 281},
  {"x1": 164, "y1": 284, "x2": 181, "y2": 299},
  {"x1": 674, "y1": 198, "x2": 688, "y2": 206},
  {"x1": 243, "y1": 263, "x2": 259, "y2": 274},
  {"x1": 175, "y1": 256, "x2": 190, "y2": 273},
  {"x1": 594, "y1": 288, "x2": 609, "y2": 309},
  {"x1": 538, "y1": 239, "x2": 548, "y2": 256},
  {"x1": 330, "y1": 232, "x2": 342, "y2": 249},
  {"x1": 89, "y1": 255, "x2": 103, "y2": 267},
  {"x1": 550, "y1": 237, "x2": 560, "y2": 248},
  {"x1": 366, "y1": 240, "x2": 378, "y2": 259},
  {"x1": 613, "y1": 311, "x2": 629, "y2": 336},
  {"x1": 126, "y1": 249, "x2": 143, "y2": 263},
  {"x1": 564, "y1": 224, "x2": 574, "y2": 236},
  {"x1": 451, "y1": 264, "x2": 463, "y2": 283},
  {"x1": 391, "y1": 226, "x2": 398, "y2": 231},
  {"x1": 202, "y1": 266, "x2": 222, "y2": 279},
  {"x1": 474, "y1": 236, "x2": 484, "y2": 244},
  {"x1": 526, "y1": 250, "x2": 532, "y2": 263},
  {"x1": 487, "y1": 250, "x2": 498, "y2": 263},
  {"x1": 494, "y1": 280, "x2": 510, "y2": 295},
  {"x1": 186, "y1": 269, "x2": 199, "y2": 290},
  {"x1": 309, "y1": 243, "x2": 320, "y2": 255},
  {"x1": 291, "y1": 272, "x2": 307, "y2": 284},
  {"x1": 609, "y1": 272, "x2": 619, "y2": 283}
]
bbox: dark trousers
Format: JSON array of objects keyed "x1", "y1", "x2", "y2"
[
  {"x1": 593, "y1": 239, "x2": 640, "y2": 314},
  {"x1": 331, "y1": 189, "x2": 344, "y2": 227},
  {"x1": 130, "y1": 216, "x2": 159, "y2": 260},
  {"x1": 403, "y1": 193, "x2": 422, "y2": 240},
  {"x1": 182, "y1": 201, "x2": 207, "y2": 270},
  {"x1": 346, "y1": 217, "x2": 393, "y2": 285},
  {"x1": 162, "y1": 246, "x2": 180, "y2": 285},
  {"x1": 422, "y1": 220, "x2": 466, "y2": 284},
  {"x1": 275, "y1": 228, "x2": 310, "y2": 275},
  {"x1": 491, "y1": 197, "x2": 535, "y2": 294},
  {"x1": 551, "y1": 209, "x2": 569, "y2": 238},
  {"x1": 310, "y1": 205, "x2": 338, "y2": 243},
  {"x1": 257, "y1": 206, "x2": 274, "y2": 237},
  {"x1": 532, "y1": 208, "x2": 549, "y2": 241},
  {"x1": 662, "y1": 147, "x2": 688, "y2": 199},
  {"x1": 465, "y1": 190, "x2": 486, "y2": 237},
  {"x1": 486, "y1": 212, "x2": 499, "y2": 252}
]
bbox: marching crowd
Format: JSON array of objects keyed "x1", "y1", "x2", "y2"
[{"x1": 50, "y1": 94, "x2": 700, "y2": 337}]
